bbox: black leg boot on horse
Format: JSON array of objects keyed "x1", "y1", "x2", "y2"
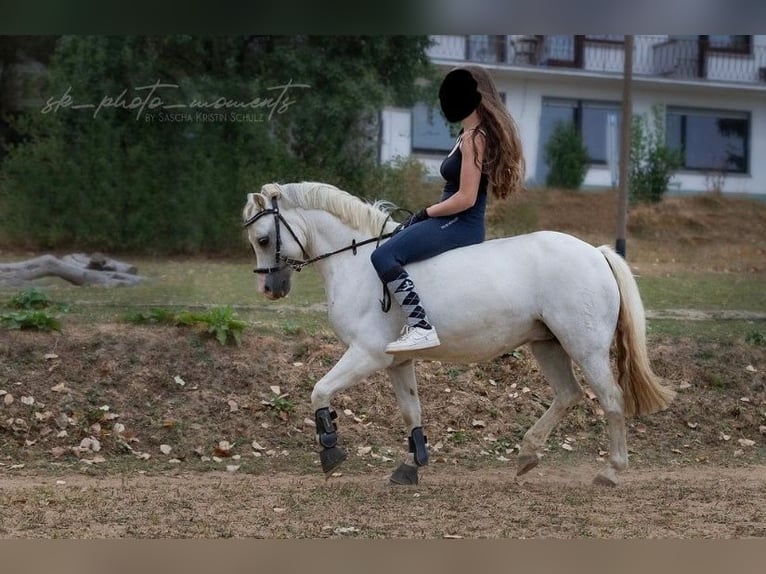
[
  {"x1": 315, "y1": 407, "x2": 347, "y2": 475},
  {"x1": 390, "y1": 426, "x2": 428, "y2": 485}
]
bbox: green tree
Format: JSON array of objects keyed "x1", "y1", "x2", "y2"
[
  {"x1": 629, "y1": 105, "x2": 682, "y2": 204},
  {"x1": 252, "y1": 36, "x2": 435, "y2": 189},
  {"x1": 0, "y1": 35, "x2": 433, "y2": 253},
  {"x1": 0, "y1": 36, "x2": 58, "y2": 162}
]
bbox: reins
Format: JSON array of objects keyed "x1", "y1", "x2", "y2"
[
  {"x1": 290, "y1": 234, "x2": 393, "y2": 272},
  {"x1": 243, "y1": 196, "x2": 401, "y2": 288}
]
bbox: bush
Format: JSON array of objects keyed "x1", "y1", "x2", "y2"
[
  {"x1": 745, "y1": 330, "x2": 765, "y2": 346},
  {"x1": 1, "y1": 287, "x2": 65, "y2": 331},
  {"x1": 124, "y1": 305, "x2": 246, "y2": 346},
  {"x1": 544, "y1": 121, "x2": 589, "y2": 189},
  {"x1": 8, "y1": 287, "x2": 53, "y2": 310},
  {"x1": 0, "y1": 310, "x2": 61, "y2": 331},
  {"x1": 629, "y1": 106, "x2": 683, "y2": 204},
  {"x1": 361, "y1": 157, "x2": 441, "y2": 213}
]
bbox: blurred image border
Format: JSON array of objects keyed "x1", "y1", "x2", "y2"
[
  {"x1": 0, "y1": 0, "x2": 764, "y2": 34},
  {"x1": 2, "y1": 0, "x2": 765, "y2": 567},
  {"x1": 0, "y1": 540, "x2": 765, "y2": 574}
]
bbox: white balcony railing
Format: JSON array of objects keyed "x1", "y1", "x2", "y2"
[{"x1": 427, "y1": 35, "x2": 766, "y2": 85}]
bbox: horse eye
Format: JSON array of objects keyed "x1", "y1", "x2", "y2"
[{"x1": 257, "y1": 236, "x2": 269, "y2": 247}]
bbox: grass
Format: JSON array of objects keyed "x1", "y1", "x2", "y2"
[
  {"x1": 0, "y1": 258, "x2": 329, "y2": 334},
  {"x1": 1, "y1": 190, "x2": 763, "y2": 346},
  {"x1": 0, "y1": 257, "x2": 323, "y2": 308},
  {"x1": 647, "y1": 319, "x2": 765, "y2": 342},
  {"x1": 637, "y1": 273, "x2": 766, "y2": 312},
  {"x1": 1, "y1": 254, "x2": 763, "y2": 343},
  {"x1": 638, "y1": 272, "x2": 765, "y2": 342},
  {"x1": 124, "y1": 306, "x2": 248, "y2": 346}
]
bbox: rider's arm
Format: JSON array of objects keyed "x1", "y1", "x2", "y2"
[{"x1": 424, "y1": 130, "x2": 485, "y2": 218}]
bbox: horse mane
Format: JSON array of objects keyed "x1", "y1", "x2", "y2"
[{"x1": 245, "y1": 182, "x2": 399, "y2": 236}]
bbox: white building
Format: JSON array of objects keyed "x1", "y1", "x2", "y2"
[{"x1": 380, "y1": 35, "x2": 766, "y2": 196}]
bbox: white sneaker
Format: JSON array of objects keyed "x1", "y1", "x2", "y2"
[{"x1": 385, "y1": 325, "x2": 441, "y2": 353}]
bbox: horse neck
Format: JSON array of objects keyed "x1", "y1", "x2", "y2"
[
  {"x1": 301, "y1": 209, "x2": 362, "y2": 258},
  {"x1": 298, "y1": 208, "x2": 378, "y2": 285}
]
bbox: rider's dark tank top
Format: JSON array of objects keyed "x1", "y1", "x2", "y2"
[{"x1": 438, "y1": 130, "x2": 489, "y2": 225}]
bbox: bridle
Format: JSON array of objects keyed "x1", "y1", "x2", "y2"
[
  {"x1": 243, "y1": 196, "x2": 394, "y2": 275},
  {"x1": 243, "y1": 196, "x2": 309, "y2": 274}
]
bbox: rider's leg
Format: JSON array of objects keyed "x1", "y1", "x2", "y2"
[{"x1": 379, "y1": 264, "x2": 440, "y2": 353}]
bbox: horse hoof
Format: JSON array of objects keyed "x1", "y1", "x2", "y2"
[
  {"x1": 320, "y1": 446, "x2": 347, "y2": 475},
  {"x1": 389, "y1": 463, "x2": 419, "y2": 485},
  {"x1": 516, "y1": 454, "x2": 540, "y2": 476},
  {"x1": 593, "y1": 468, "x2": 618, "y2": 487}
]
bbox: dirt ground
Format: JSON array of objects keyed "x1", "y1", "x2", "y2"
[
  {"x1": 0, "y1": 465, "x2": 764, "y2": 538},
  {"x1": 0, "y1": 321, "x2": 764, "y2": 539},
  {"x1": 1, "y1": 191, "x2": 765, "y2": 538}
]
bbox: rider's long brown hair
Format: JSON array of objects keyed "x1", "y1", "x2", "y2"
[{"x1": 462, "y1": 65, "x2": 526, "y2": 199}]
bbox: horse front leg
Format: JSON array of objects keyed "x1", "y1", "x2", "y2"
[
  {"x1": 310, "y1": 345, "x2": 390, "y2": 475},
  {"x1": 387, "y1": 360, "x2": 428, "y2": 485}
]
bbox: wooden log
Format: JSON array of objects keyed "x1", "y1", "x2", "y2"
[
  {"x1": 0, "y1": 254, "x2": 144, "y2": 287},
  {"x1": 60, "y1": 253, "x2": 138, "y2": 275}
]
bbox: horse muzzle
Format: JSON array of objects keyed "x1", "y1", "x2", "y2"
[{"x1": 257, "y1": 269, "x2": 292, "y2": 299}]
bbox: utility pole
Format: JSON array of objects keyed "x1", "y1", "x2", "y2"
[{"x1": 615, "y1": 35, "x2": 633, "y2": 258}]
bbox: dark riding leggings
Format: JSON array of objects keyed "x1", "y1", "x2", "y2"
[{"x1": 371, "y1": 214, "x2": 485, "y2": 283}]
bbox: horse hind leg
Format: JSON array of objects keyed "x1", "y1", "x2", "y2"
[
  {"x1": 578, "y1": 354, "x2": 628, "y2": 487},
  {"x1": 517, "y1": 340, "x2": 584, "y2": 477}
]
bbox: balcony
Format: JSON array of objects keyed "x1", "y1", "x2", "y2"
[{"x1": 427, "y1": 35, "x2": 766, "y2": 86}]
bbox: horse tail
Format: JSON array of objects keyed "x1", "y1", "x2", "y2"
[{"x1": 598, "y1": 246, "x2": 676, "y2": 417}]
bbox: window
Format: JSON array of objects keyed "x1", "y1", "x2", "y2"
[
  {"x1": 536, "y1": 98, "x2": 622, "y2": 182},
  {"x1": 667, "y1": 107, "x2": 750, "y2": 173},
  {"x1": 411, "y1": 92, "x2": 507, "y2": 154},
  {"x1": 581, "y1": 102, "x2": 622, "y2": 164},
  {"x1": 541, "y1": 36, "x2": 583, "y2": 67},
  {"x1": 705, "y1": 35, "x2": 751, "y2": 54},
  {"x1": 585, "y1": 35, "x2": 625, "y2": 44},
  {"x1": 467, "y1": 35, "x2": 507, "y2": 64},
  {"x1": 411, "y1": 102, "x2": 454, "y2": 153}
]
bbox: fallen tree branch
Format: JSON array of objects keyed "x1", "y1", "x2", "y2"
[{"x1": 0, "y1": 253, "x2": 144, "y2": 287}]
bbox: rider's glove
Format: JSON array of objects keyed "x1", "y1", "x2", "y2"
[{"x1": 392, "y1": 208, "x2": 430, "y2": 236}]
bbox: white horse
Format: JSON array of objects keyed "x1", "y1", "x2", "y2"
[{"x1": 243, "y1": 182, "x2": 675, "y2": 486}]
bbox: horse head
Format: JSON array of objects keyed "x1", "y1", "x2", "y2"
[
  {"x1": 243, "y1": 181, "x2": 400, "y2": 300},
  {"x1": 242, "y1": 184, "x2": 308, "y2": 300}
]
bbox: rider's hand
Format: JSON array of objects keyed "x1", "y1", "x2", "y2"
[{"x1": 392, "y1": 208, "x2": 430, "y2": 236}]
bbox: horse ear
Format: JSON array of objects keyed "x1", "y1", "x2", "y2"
[{"x1": 247, "y1": 192, "x2": 266, "y2": 211}]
